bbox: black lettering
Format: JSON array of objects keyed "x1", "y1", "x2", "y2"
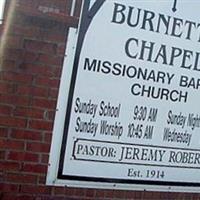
[
  {"x1": 111, "y1": 3, "x2": 126, "y2": 24},
  {"x1": 127, "y1": 7, "x2": 141, "y2": 27},
  {"x1": 125, "y1": 38, "x2": 138, "y2": 58},
  {"x1": 141, "y1": 10, "x2": 155, "y2": 31},
  {"x1": 171, "y1": 18, "x2": 183, "y2": 38}
]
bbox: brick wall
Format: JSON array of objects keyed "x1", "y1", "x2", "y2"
[{"x1": 0, "y1": 0, "x2": 199, "y2": 199}]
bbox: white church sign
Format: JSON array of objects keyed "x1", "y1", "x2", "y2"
[{"x1": 47, "y1": 0, "x2": 200, "y2": 192}]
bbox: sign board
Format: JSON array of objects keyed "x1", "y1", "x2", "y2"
[{"x1": 47, "y1": 0, "x2": 200, "y2": 192}]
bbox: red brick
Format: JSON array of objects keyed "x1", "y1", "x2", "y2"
[
  {"x1": 19, "y1": 196, "x2": 35, "y2": 200},
  {"x1": 0, "y1": 1, "x2": 88, "y2": 199},
  {"x1": 32, "y1": 87, "x2": 49, "y2": 97},
  {"x1": 0, "y1": 150, "x2": 6, "y2": 159},
  {"x1": 28, "y1": 120, "x2": 53, "y2": 131},
  {"x1": 0, "y1": 116, "x2": 27, "y2": 128},
  {"x1": 1, "y1": 194, "x2": 34, "y2": 200},
  {"x1": 95, "y1": 190, "x2": 105, "y2": 198},
  {"x1": 15, "y1": 1, "x2": 71, "y2": 22},
  {"x1": 32, "y1": 98, "x2": 57, "y2": 109},
  {"x1": 0, "y1": 194, "x2": 14, "y2": 200},
  {"x1": 45, "y1": 110, "x2": 56, "y2": 121},
  {"x1": 26, "y1": 142, "x2": 50, "y2": 153},
  {"x1": 7, "y1": 151, "x2": 39, "y2": 162},
  {"x1": 125, "y1": 191, "x2": 137, "y2": 199},
  {"x1": 0, "y1": 94, "x2": 30, "y2": 106},
  {"x1": 0, "y1": 161, "x2": 21, "y2": 171},
  {"x1": 23, "y1": 163, "x2": 47, "y2": 174},
  {"x1": 57, "y1": 44, "x2": 66, "y2": 55},
  {"x1": 104, "y1": 190, "x2": 114, "y2": 198},
  {"x1": 74, "y1": 188, "x2": 85, "y2": 197},
  {"x1": 14, "y1": 107, "x2": 44, "y2": 119},
  {"x1": 0, "y1": 82, "x2": 15, "y2": 94},
  {"x1": 21, "y1": 185, "x2": 51, "y2": 195},
  {"x1": 135, "y1": 191, "x2": 143, "y2": 198},
  {"x1": 0, "y1": 183, "x2": 19, "y2": 192},
  {"x1": 45, "y1": 31, "x2": 66, "y2": 43},
  {"x1": 1, "y1": 71, "x2": 33, "y2": 83},
  {"x1": 23, "y1": 52, "x2": 39, "y2": 63},
  {"x1": 17, "y1": 85, "x2": 48, "y2": 97},
  {"x1": 38, "y1": 54, "x2": 63, "y2": 66},
  {"x1": 53, "y1": 187, "x2": 67, "y2": 195},
  {"x1": 0, "y1": 127, "x2": 8, "y2": 137},
  {"x1": 24, "y1": 39, "x2": 57, "y2": 55},
  {"x1": 38, "y1": 175, "x2": 46, "y2": 185},
  {"x1": 5, "y1": 35, "x2": 23, "y2": 48},
  {"x1": 1, "y1": 60, "x2": 16, "y2": 70},
  {"x1": 3, "y1": 48, "x2": 24, "y2": 61},
  {"x1": 65, "y1": 188, "x2": 75, "y2": 196},
  {"x1": 85, "y1": 189, "x2": 95, "y2": 198},
  {"x1": 19, "y1": 63, "x2": 55, "y2": 76},
  {"x1": 34, "y1": 77, "x2": 49, "y2": 86},
  {"x1": 35, "y1": 77, "x2": 60, "y2": 88},
  {"x1": 113, "y1": 190, "x2": 125, "y2": 198},
  {"x1": 53, "y1": 67, "x2": 62, "y2": 78},
  {"x1": 43, "y1": 132, "x2": 52, "y2": 143},
  {"x1": 41, "y1": 154, "x2": 49, "y2": 164},
  {"x1": 143, "y1": 192, "x2": 156, "y2": 200},
  {"x1": 11, "y1": 24, "x2": 41, "y2": 38},
  {"x1": 192, "y1": 193, "x2": 199, "y2": 200},
  {"x1": 16, "y1": 85, "x2": 34, "y2": 96},
  {"x1": 0, "y1": 170, "x2": 2, "y2": 180},
  {"x1": 5, "y1": 173, "x2": 38, "y2": 184},
  {"x1": 0, "y1": 139, "x2": 25, "y2": 150},
  {"x1": 49, "y1": 88, "x2": 59, "y2": 99},
  {"x1": 0, "y1": 104, "x2": 13, "y2": 116},
  {"x1": 10, "y1": 129, "x2": 42, "y2": 141}
]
